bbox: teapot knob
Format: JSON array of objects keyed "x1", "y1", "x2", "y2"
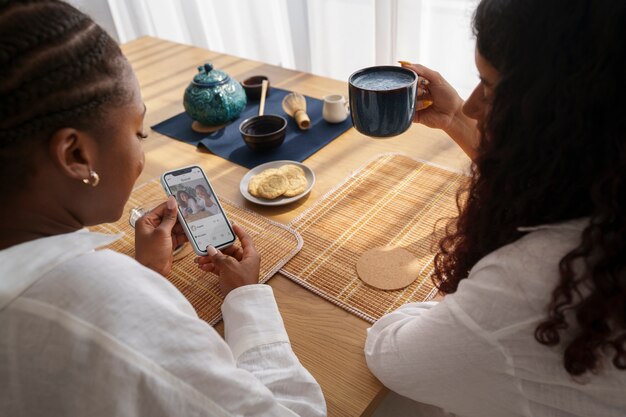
[{"x1": 203, "y1": 63, "x2": 213, "y2": 73}]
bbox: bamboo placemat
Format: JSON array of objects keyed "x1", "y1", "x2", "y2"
[
  {"x1": 91, "y1": 179, "x2": 302, "y2": 326},
  {"x1": 280, "y1": 153, "x2": 467, "y2": 323}
]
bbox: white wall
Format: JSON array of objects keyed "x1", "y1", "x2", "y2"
[
  {"x1": 70, "y1": 0, "x2": 480, "y2": 99},
  {"x1": 67, "y1": 0, "x2": 118, "y2": 41},
  {"x1": 395, "y1": 0, "x2": 478, "y2": 98}
]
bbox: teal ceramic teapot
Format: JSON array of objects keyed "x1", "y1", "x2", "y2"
[{"x1": 183, "y1": 63, "x2": 247, "y2": 127}]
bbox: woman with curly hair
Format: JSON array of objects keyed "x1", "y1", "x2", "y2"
[
  {"x1": 0, "y1": 1, "x2": 324, "y2": 416},
  {"x1": 366, "y1": 0, "x2": 626, "y2": 415}
]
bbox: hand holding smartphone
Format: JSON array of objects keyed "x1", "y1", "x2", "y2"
[
  {"x1": 161, "y1": 166, "x2": 235, "y2": 256},
  {"x1": 195, "y1": 224, "x2": 261, "y2": 295}
]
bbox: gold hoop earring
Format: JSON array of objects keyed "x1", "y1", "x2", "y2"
[{"x1": 82, "y1": 170, "x2": 100, "y2": 187}]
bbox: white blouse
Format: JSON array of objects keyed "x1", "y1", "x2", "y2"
[
  {"x1": 366, "y1": 219, "x2": 626, "y2": 417},
  {"x1": 0, "y1": 231, "x2": 325, "y2": 416},
  {"x1": 197, "y1": 196, "x2": 220, "y2": 216}
]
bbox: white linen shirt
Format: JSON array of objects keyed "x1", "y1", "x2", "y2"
[
  {"x1": 0, "y1": 230, "x2": 325, "y2": 417},
  {"x1": 197, "y1": 197, "x2": 220, "y2": 216},
  {"x1": 365, "y1": 219, "x2": 626, "y2": 417}
]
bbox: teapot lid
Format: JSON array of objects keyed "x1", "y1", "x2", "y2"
[{"x1": 192, "y1": 63, "x2": 230, "y2": 87}]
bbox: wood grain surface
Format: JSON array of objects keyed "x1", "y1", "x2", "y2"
[{"x1": 123, "y1": 36, "x2": 470, "y2": 417}]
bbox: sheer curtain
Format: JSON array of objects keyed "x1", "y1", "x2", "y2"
[{"x1": 106, "y1": 0, "x2": 479, "y2": 98}]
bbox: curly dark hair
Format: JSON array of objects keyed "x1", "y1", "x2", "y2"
[
  {"x1": 0, "y1": 0, "x2": 131, "y2": 196},
  {"x1": 432, "y1": 0, "x2": 626, "y2": 376}
]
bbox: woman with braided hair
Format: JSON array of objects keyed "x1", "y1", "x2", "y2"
[
  {"x1": 366, "y1": 0, "x2": 626, "y2": 416},
  {"x1": 0, "y1": 1, "x2": 324, "y2": 416}
]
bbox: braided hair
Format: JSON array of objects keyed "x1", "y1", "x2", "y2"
[
  {"x1": 0, "y1": 0, "x2": 131, "y2": 195},
  {"x1": 432, "y1": 0, "x2": 626, "y2": 376}
]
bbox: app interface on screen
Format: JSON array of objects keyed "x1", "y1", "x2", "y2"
[{"x1": 165, "y1": 168, "x2": 234, "y2": 250}]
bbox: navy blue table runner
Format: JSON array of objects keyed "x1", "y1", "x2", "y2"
[{"x1": 151, "y1": 87, "x2": 352, "y2": 169}]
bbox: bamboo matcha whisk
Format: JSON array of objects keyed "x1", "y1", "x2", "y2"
[{"x1": 281, "y1": 92, "x2": 311, "y2": 130}]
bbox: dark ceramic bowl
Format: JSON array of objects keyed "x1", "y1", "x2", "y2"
[
  {"x1": 239, "y1": 115, "x2": 287, "y2": 151},
  {"x1": 241, "y1": 75, "x2": 270, "y2": 100}
]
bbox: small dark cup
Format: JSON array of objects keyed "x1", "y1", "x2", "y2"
[
  {"x1": 241, "y1": 76, "x2": 270, "y2": 100},
  {"x1": 239, "y1": 115, "x2": 287, "y2": 151},
  {"x1": 348, "y1": 66, "x2": 417, "y2": 137}
]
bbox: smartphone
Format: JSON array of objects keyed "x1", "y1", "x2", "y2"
[{"x1": 161, "y1": 165, "x2": 236, "y2": 256}]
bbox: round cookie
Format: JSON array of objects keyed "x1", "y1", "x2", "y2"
[
  {"x1": 283, "y1": 174, "x2": 308, "y2": 197},
  {"x1": 279, "y1": 164, "x2": 305, "y2": 178},
  {"x1": 356, "y1": 246, "x2": 420, "y2": 290},
  {"x1": 256, "y1": 171, "x2": 288, "y2": 199},
  {"x1": 248, "y1": 174, "x2": 262, "y2": 196},
  {"x1": 279, "y1": 164, "x2": 308, "y2": 197},
  {"x1": 248, "y1": 169, "x2": 274, "y2": 196}
]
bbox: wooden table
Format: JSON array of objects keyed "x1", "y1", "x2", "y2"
[{"x1": 123, "y1": 36, "x2": 470, "y2": 417}]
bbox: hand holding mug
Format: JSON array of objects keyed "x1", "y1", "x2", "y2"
[{"x1": 399, "y1": 62, "x2": 464, "y2": 131}]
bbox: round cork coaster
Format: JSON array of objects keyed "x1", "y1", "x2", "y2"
[
  {"x1": 356, "y1": 246, "x2": 420, "y2": 290},
  {"x1": 191, "y1": 121, "x2": 226, "y2": 133}
]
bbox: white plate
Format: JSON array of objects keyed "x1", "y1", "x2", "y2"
[{"x1": 240, "y1": 160, "x2": 315, "y2": 206}]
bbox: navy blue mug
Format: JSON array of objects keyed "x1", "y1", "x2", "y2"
[{"x1": 348, "y1": 66, "x2": 417, "y2": 138}]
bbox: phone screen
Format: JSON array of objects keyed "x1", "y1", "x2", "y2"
[{"x1": 162, "y1": 166, "x2": 235, "y2": 252}]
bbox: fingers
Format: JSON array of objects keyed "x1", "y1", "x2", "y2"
[
  {"x1": 195, "y1": 256, "x2": 210, "y2": 265},
  {"x1": 399, "y1": 61, "x2": 431, "y2": 85},
  {"x1": 416, "y1": 99, "x2": 433, "y2": 110},
  {"x1": 232, "y1": 224, "x2": 258, "y2": 259},
  {"x1": 194, "y1": 244, "x2": 242, "y2": 266},
  {"x1": 140, "y1": 196, "x2": 178, "y2": 232},
  {"x1": 194, "y1": 245, "x2": 228, "y2": 273},
  {"x1": 194, "y1": 240, "x2": 243, "y2": 266},
  {"x1": 194, "y1": 225, "x2": 258, "y2": 275},
  {"x1": 158, "y1": 196, "x2": 179, "y2": 232},
  {"x1": 195, "y1": 259, "x2": 216, "y2": 273},
  {"x1": 400, "y1": 61, "x2": 432, "y2": 98},
  {"x1": 401, "y1": 60, "x2": 436, "y2": 124},
  {"x1": 399, "y1": 61, "x2": 440, "y2": 83},
  {"x1": 172, "y1": 222, "x2": 185, "y2": 235},
  {"x1": 417, "y1": 87, "x2": 430, "y2": 97},
  {"x1": 194, "y1": 253, "x2": 220, "y2": 274},
  {"x1": 171, "y1": 231, "x2": 188, "y2": 249},
  {"x1": 145, "y1": 197, "x2": 172, "y2": 218},
  {"x1": 206, "y1": 245, "x2": 222, "y2": 258},
  {"x1": 221, "y1": 244, "x2": 244, "y2": 261},
  {"x1": 232, "y1": 224, "x2": 251, "y2": 246}
]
